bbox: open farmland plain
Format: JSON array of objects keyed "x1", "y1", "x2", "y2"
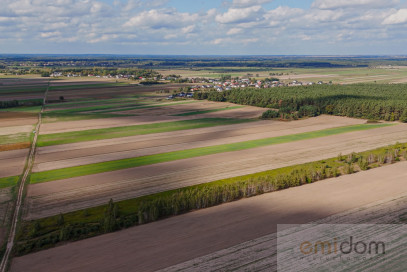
[
  {"x1": 11, "y1": 161, "x2": 407, "y2": 272},
  {"x1": 0, "y1": 78, "x2": 50, "y2": 254},
  {"x1": 1, "y1": 76, "x2": 407, "y2": 271}
]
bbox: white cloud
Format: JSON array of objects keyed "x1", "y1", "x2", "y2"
[
  {"x1": 232, "y1": 0, "x2": 272, "y2": 8},
  {"x1": 227, "y1": 28, "x2": 243, "y2": 35},
  {"x1": 124, "y1": 9, "x2": 198, "y2": 29},
  {"x1": 312, "y1": 0, "x2": 399, "y2": 10},
  {"x1": 216, "y1": 5, "x2": 263, "y2": 24},
  {"x1": 383, "y1": 9, "x2": 407, "y2": 24},
  {"x1": 0, "y1": 0, "x2": 407, "y2": 54}
]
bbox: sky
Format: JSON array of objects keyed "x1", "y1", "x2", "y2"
[{"x1": 1, "y1": 0, "x2": 407, "y2": 55}]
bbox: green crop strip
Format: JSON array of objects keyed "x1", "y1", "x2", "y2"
[
  {"x1": 173, "y1": 105, "x2": 245, "y2": 116},
  {"x1": 31, "y1": 123, "x2": 392, "y2": 183},
  {"x1": 0, "y1": 176, "x2": 19, "y2": 188},
  {"x1": 92, "y1": 100, "x2": 199, "y2": 114},
  {"x1": 37, "y1": 118, "x2": 253, "y2": 147}
]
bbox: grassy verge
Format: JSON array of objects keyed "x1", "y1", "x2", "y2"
[
  {"x1": 37, "y1": 118, "x2": 252, "y2": 147},
  {"x1": 0, "y1": 176, "x2": 19, "y2": 189},
  {"x1": 31, "y1": 123, "x2": 391, "y2": 183},
  {"x1": 173, "y1": 105, "x2": 244, "y2": 116},
  {"x1": 16, "y1": 142, "x2": 407, "y2": 255}
]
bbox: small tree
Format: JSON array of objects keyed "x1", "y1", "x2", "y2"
[
  {"x1": 57, "y1": 213, "x2": 65, "y2": 226},
  {"x1": 400, "y1": 111, "x2": 407, "y2": 123}
]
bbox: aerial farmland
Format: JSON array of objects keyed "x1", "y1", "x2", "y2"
[{"x1": 0, "y1": 56, "x2": 407, "y2": 271}]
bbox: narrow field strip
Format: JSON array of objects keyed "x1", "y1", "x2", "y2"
[
  {"x1": 37, "y1": 118, "x2": 253, "y2": 146},
  {"x1": 42, "y1": 113, "x2": 134, "y2": 123},
  {"x1": 0, "y1": 106, "x2": 42, "y2": 113},
  {"x1": 45, "y1": 97, "x2": 141, "y2": 109},
  {"x1": 0, "y1": 176, "x2": 19, "y2": 189},
  {"x1": 173, "y1": 105, "x2": 244, "y2": 116},
  {"x1": 44, "y1": 100, "x2": 197, "y2": 115},
  {"x1": 48, "y1": 83, "x2": 127, "y2": 90},
  {"x1": 0, "y1": 143, "x2": 31, "y2": 152},
  {"x1": 0, "y1": 87, "x2": 47, "y2": 94},
  {"x1": 30, "y1": 123, "x2": 392, "y2": 183},
  {"x1": 44, "y1": 101, "x2": 146, "y2": 114},
  {"x1": 92, "y1": 100, "x2": 199, "y2": 114}
]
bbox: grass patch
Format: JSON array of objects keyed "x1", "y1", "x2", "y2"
[
  {"x1": 31, "y1": 123, "x2": 392, "y2": 183},
  {"x1": 173, "y1": 105, "x2": 244, "y2": 116},
  {"x1": 37, "y1": 118, "x2": 251, "y2": 147},
  {"x1": 0, "y1": 176, "x2": 19, "y2": 188},
  {"x1": 0, "y1": 132, "x2": 31, "y2": 145},
  {"x1": 16, "y1": 142, "x2": 407, "y2": 256}
]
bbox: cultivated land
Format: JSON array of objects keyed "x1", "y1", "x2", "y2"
[
  {"x1": 24, "y1": 122, "x2": 407, "y2": 220},
  {"x1": 2, "y1": 72, "x2": 407, "y2": 270},
  {"x1": 11, "y1": 162, "x2": 407, "y2": 272},
  {"x1": 32, "y1": 115, "x2": 364, "y2": 172},
  {"x1": 158, "y1": 66, "x2": 407, "y2": 84},
  {"x1": 0, "y1": 78, "x2": 49, "y2": 259}
]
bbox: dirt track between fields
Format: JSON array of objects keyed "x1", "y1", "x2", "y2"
[
  {"x1": 12, "y1": 162, "x2": 407, "y2": 272},
  {"x1": 33, "y1": 116, "x2": 365, "y2": 172},
  {"x1": 24, "y1": 123, "x2": 407, "y2": 220}
]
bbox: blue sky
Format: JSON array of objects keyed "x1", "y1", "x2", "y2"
[{"x1": 1, "y1": 0, "x2": 407, "y2": 55}]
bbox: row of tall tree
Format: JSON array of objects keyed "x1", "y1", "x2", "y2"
[{"x1": 195, "y1": 84, "x2": 407, "y2": 121}]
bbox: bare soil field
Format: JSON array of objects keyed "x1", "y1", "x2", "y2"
[
  {"x1": 13, "y1": 162, "x2": 407, "y2": 272},
  {"x1": 0, "y1": 112, "x2": 37, "y2": 128},
  {"x1": 33, "y1": 116, "x2": 365, "y2": 172},
  {"x1": 161, "y1": 191, "x2": 407, "y2": 272},
  {"x1": 0, "y1": 125, "x2": 33, "y2": 136},
  {"x1": 24, "y1": 123, "x2": 407, "y2": 220},
  {"x1": 0, "y1": 78, "x2": 48, "y2": 87},
  {"x1": 0, "y1": 149, "x2": 29, "y2": 178}
]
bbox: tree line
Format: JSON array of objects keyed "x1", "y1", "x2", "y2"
[{"x1": 194, "y1": 84, "x2": 407, "y2": 122}]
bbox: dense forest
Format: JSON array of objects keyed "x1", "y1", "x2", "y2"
[{"x1": 194, "y1": 84, "x2": 407, "y2": 122}]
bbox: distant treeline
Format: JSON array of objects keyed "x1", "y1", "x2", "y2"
[
  {"x1": 0, "y1": 99, "x2": 43, "y2": 109},
  {"x1": 3, "y1": 55, "x2": 407, "y2": 70},
  {"x1": 195, "y1": 84, "x2": 407, "y2": 122},
  {"x1": 1, "y1": 67, "x2": 161, "y2": 78}
]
